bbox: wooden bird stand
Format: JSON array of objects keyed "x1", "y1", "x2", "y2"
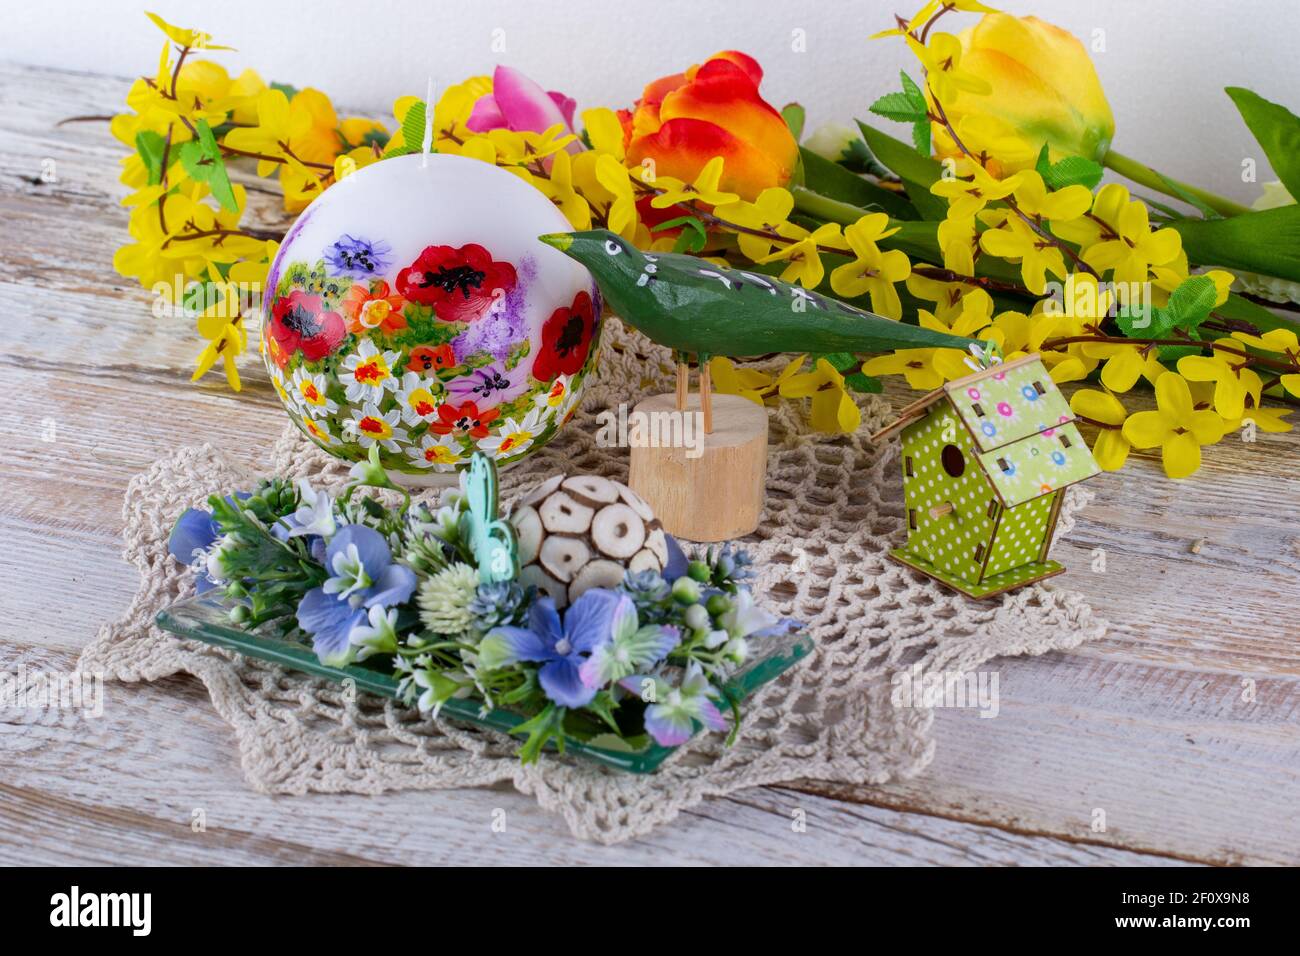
[{"x1": 628, "y1": 385, "x2": 768, "y2": 542}]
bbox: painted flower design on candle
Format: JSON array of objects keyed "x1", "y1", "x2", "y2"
[
  {"x1": 290, "y1": 367, "x2": 338, "y2": 419},
  {"x1": 341, "y1": 280, "x2": 406, "y2": 334},
  {"x1": 429, "y1": 400, "x2": 501, "y2": 440},
  {"x1": 534, "y1": 375, "x2": 570, "y2": 412},
  {"x1": 302, "y1": 417, "x2": 335, "y2": 445},
  {"x1": 396, "y1": 244, "x2": 518, "y2": 323},
  {"x1": 324, "y1": 235, "x2": 392, "y2": 277},
  {"x1": 266, "y1": 290, "x2": 346, "y2": 367},
  {"x1": 394, "y1": 372, "x2": 441, "y2": 426},
  {"x1": 477, "y1": 407, "x2": 547, "y2": 458},
  {"x1": 264, "y1": 230, "x2": 599, "y2": 472},
  {"x1": 346, "y1": 404, "x2": 408, "y2": 451},
  {"x1": 532, "y1": 289, "x2": 596, "y2": 382},
  {"x1": 406, "y1": 432, "x2": 466, "y2": 470},
  {"x1": 340, "y1": 339, "x2": 401, "y2": 402},
  {"x1": 446, "y1": 359, "x2": 530, "y2": 407},
  {"x1": 406, "y1": 344, "x2": 457, "y2": 375}
]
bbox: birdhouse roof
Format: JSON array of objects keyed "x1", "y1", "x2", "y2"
[
  {"x1": 942, "y1": 354, "x2": 1074, "y2": 453},
  {"x1": 871, "y1": 354, "x2": 1100, "y2": 508}
]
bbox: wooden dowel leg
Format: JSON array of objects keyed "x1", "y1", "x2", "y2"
[
  {"x1": 928, "y1": 501, "x2": 954, "y2": 520},
  {"x1": 676, "y1": 362, "x2": 688, "y2": 412},
  {"x1": 699, "y1": 361, "x2": 713, "y2": 434}
]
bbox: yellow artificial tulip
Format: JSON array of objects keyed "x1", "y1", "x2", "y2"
[
  {"x1": 934, "y1": 13, "x2": 1115, "y2": 175},
  {"x1": 943, "y1": 114, "x2": 1038, "y2": 174},
  {"x1": 1121, "y1": 372, "x2": 1226, "y2": 479}
]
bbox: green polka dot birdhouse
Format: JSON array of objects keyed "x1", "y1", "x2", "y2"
[{"x1": 871, "y1": 353, "x2": 1101, "y2": 599}]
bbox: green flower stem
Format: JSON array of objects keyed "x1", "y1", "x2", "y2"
[
  {"x1": 790, "y1": 185, "x2": 871, "y2": 226},
  {"x1": 1103, "y1": 150, "x2": 1251, "y2": 218}
]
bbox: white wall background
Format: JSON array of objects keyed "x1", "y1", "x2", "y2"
[{"x1": 5, "y1": 0, "x2": 1295, "y2": 202}]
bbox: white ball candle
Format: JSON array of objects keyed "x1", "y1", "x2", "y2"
[{"x1": 261, "y1": 152, "x2": 599, "y2": 477}]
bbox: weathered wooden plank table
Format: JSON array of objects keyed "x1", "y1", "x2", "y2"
[{"x1": 1, "y1": 62, "x2": 1296, "y2": 866}]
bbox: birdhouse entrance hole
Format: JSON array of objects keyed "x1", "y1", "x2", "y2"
[{"x1": 941, "y1": 444, "x2": 966, "y2": 478}]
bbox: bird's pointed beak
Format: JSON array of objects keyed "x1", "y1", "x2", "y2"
[{"x1": 538, "y1": 233, "x2": 573, "y2": 252}]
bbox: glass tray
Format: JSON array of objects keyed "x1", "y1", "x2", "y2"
[{"x1": 157, "y1": 592, "x2": 813, "y2": 774}]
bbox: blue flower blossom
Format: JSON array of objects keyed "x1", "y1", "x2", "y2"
[
  {"x1": 168, "y1": 507, "x2": 221, "y2": 593},
  {"x1": 580, "y1": 594, "x2": 678, "y2": 688},
  {"x1": 718, "y1": 589, "x2": 778, "y2": 639},
  {"x1": 324, "y1": 234, "x2": 391, "y2": 277},
  {"x1": 271, "y1": 481, "x2": 334, "y2": 564},
  {"x1": 662, "y1": 534, "x2": 689, "y2": 581},
  {"x1": 276, "y1": 481, "x2": 337, "y2": 539},
  {"x1": 478, "y1": 590, "x2": 621, "y2": 708},
  {"x1": 297, "y1": 525, "x2": 416, "y2": 666},
  {"x1": 619, "y1": 663, "x2": 730, "y2": 747},
  {"x1": 167, "y1": 493, "x2": 250, "y2": 593}
]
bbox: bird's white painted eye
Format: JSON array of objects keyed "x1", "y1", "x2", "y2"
[{"x1": 604, "y1": 239, "x2": 623, "y2": 256}]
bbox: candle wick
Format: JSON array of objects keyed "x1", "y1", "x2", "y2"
[{"x1": 421, "y1": 76, "x2": 435, "y2": 167}]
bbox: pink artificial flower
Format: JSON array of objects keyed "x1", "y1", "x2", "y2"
[{"x1": 467, "y1": 66, "x2": 582, "y2": 154}]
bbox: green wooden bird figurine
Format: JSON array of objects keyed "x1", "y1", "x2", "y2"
[{"x1": 539, "y1": 229, "x2": 976, "y2": 432}]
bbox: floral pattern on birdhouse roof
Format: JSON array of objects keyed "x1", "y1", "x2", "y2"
[
  {"x1": 942, "y1": 354, "x2": 1074, "y2": 453},
  {"x1": 975, "y1": 421, "x2": 1100, "y2": 508}
]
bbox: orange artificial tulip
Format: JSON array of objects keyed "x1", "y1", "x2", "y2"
[
  {"x1": 621, "y1": 51, "x2": 798, "y2": 201},
  {"x1": 934, "y1": 13, "x2": 1115, "y2": 174}
]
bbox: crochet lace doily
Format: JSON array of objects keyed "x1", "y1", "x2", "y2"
[{"x1": 81, "y1": 318, "x2": 1106, "y2": 844}]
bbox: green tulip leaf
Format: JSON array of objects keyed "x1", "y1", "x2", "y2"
[
  {"x1": 1226, "y1": 86, "x2": 1300, "y2": 200},
  {"x1": 857, "y1": 120, "x2": 944, "y2": 188},
  {"x1": 1154, "y1": 170, "x2": 1223, "y2": 220},
  {"x1": 781, "y1": 102, "x2": 806, "y2": 141},
  {"x1": 798, "y1": 147, "x2": 916, "y2": 219},
  {"x1": 1217, "y1": 291, "x2": 1300, "y2": 336},
  {"x1": 1170, "y1": 204, "x2": 1300, "y2": 283}
]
